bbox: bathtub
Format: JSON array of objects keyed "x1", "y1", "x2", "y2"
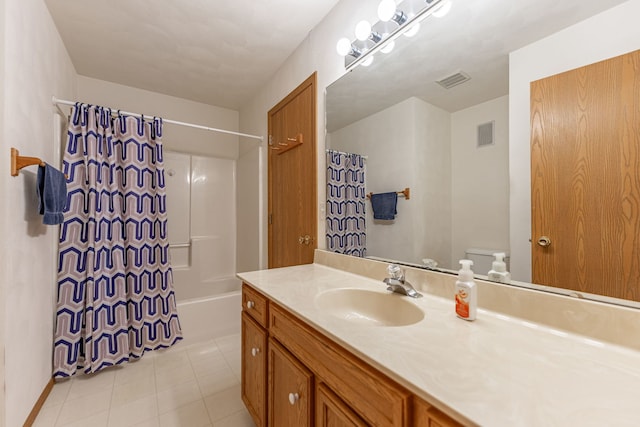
[{"x1": 175, "y1": 277, "x2": 242, "y2": 344}]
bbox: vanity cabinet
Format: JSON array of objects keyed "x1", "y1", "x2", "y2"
[
  {"x1": 241, "y1": 283, "x2": 464, "y2": 427},
  {"x1": 316, "y1": 383, "x2": 368, "y2": 427},
  {"x1": 268, "y1": 338, "x2": 313, "y2": 426},
  {"x1": 241, "y1": 314, "x2": 267, "y2": 426},
  {"x1": 241, "y1": 286, "x2": 269, "y2": 427},
  {"x1": 413, "y1": 396, "x2": 461, "y2": 427}
]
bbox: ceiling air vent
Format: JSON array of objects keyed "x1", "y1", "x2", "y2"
[{"x1": 436, "y1": 71, "x2": 471, "y2": 89}]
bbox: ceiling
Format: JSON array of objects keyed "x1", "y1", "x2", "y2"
[
  {"x1": 326, "y1": 0, "x2": 629, "y2": 132},
  {"x1": 44, "y1": 0, "x2": 341, "y2": 110}
]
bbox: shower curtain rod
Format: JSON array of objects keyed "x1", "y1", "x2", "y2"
[{"x1": 52, "y1": 96, "x2": 264, "y2": 141}]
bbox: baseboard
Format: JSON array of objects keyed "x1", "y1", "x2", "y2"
[{"x1": 23, "y1": 377, "x2": 54, "y2": 427}]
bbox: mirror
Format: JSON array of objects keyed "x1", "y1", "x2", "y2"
[{"x1": 326, "y1": 0, "x2": 638, "y2": 306}]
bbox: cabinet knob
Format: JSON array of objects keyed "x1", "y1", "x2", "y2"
[
  {"x1": 288, "y1": 392, "x2": 299, "y2": 405},
  {"x1": 251, "y1": 347, "x2": 260, "y2": 357},
  {"x1": 246, "y1": 300, "x2": 255, "y2": 309}
]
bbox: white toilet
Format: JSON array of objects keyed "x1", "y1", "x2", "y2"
[{"x1": 464, "y1": 248, "x2": 509, "y2": 275}]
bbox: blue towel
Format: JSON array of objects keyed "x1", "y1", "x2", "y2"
[
  {"x1": 36, "y1": 163, "x2": 67, "y2": 225},
  {"x1": 370, "y1": 192, "x2": 398, "y2": 220}
]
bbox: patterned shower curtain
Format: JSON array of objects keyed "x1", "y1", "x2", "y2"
[
  {"x1": 53, "y1": 104, "x2": 182, "y2": 378},
  {"x1": 326, "y1": 150, "x2": 367, "y2": 257}
]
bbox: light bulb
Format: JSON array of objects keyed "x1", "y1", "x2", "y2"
[
  {"x1": 380, "y1": 41, "x2": 395, "y2": 54},
  {"x1": 377, "y1": 0, "x2": 397, "y2": 22},
  {"x1": 355, "y1": 20, "x2": 372, "y2": 41},
  {"x1": 403, "y1": 22, "x2": 420, "y2": 38},
  {"x1": 336, "y1": 38, "x2": 352, "y2": 56},
  {"x1": 432, "y1": 1, "x2": 452, "y2": 18},
  {"x1": 362, "y1": 56, "x2": 374, "y2": 67}
]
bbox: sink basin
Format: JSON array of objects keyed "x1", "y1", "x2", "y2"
[{"x1": 314, "y1": 288, "x2": 424, "y2": 327}]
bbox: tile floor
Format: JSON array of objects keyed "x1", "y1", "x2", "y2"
[{"x1": 33, "y1": 334, "x2": 256, "y2": 427}]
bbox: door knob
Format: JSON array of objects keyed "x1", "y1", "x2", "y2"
[
  {"x1": 251, "y1": 347, "x2": 260, "y2": 357},
  {"x1": 298, "y1": 235, "x2": 313, "y2": 245},
  {"x1": 537, "y1": 236, "x2": 552, "y2": 247}
]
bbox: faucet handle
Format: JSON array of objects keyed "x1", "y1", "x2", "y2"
[{"x1": 387, "y1": 264, "x2": 404, "y2": 280}]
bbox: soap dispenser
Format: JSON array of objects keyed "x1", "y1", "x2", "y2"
[
  {"x1": 487, "y1": 252, "x2": 511, "y2": 284},
  {"x1": 455, "y1": 259, "x2": 477, "y2": 321}
]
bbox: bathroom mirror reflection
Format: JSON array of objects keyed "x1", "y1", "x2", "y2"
[{"x1": 325, "y1": 0, "x2": 640, "y2": 307}]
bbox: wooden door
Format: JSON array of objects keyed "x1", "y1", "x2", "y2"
[
  {"x1": 268, "y1": 338, "x2": 313, "y2": 427},
  {"x1": 316, "y1": 383, "x2": 368, "y2": 427},
  {"x1": 241, "y1": 313, "x2": 267, "y2": 427},
  {"x1": 268, "y1": 73, "x2": 317, "y2": 268},
  {"x1": 531, "y1": 49, "x2": 640, "y2": 301}
]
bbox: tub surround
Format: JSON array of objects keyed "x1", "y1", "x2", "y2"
[
  {"x1": 176, "y1": 278, "x2": 242, "y2": 344},
  {"x1": 238, "y1": 251, "x2": 640, "y2": 426}
]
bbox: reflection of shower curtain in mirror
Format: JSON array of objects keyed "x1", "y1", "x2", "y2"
[
  {"x1": 53, "y1": 104, "x2": 182, "y2": 378},
  {"x1": 326, "y1": 150, "x2": 366, "y2": 257}
]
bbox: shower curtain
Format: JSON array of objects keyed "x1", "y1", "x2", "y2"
[
  {"x1": 53, "y1": 104, "x2": 182, "y2": 378},
  {"x1": 326, "y1": 150, "x2": 367, "y2": 257}
]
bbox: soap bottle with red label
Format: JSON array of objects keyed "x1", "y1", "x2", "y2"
[{"x1": 455, "y1": 259, "x2": 477, "y2": 321}]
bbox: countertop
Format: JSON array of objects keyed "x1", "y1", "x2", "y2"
[{"x1": 238, "y1": 263, "x2": 640, "y2": 426}]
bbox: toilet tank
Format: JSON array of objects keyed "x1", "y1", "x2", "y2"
[{"x1": 464, "y1": 248, "x2": 509, "y2": 275}]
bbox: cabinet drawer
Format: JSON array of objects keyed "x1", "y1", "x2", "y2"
[
  {"x1": 242, "y1": 283, "x2": 268, "y2": 327},
  {"x1": 270, "y1": 303, "x2": 410, "y2": 427}
]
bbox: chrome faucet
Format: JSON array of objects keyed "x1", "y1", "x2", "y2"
[{"x1": 383, "y1": 264, "x2": 422, "y2": 298}]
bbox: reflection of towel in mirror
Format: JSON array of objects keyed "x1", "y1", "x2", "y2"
[
  {"x1": 36, "y1": 163, "x2": 68, "y2": 225},
  {"x1": 371, "y1": 192, "x2": 398, "y2": 220}
]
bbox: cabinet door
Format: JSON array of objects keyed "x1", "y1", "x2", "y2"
[
  {"x1": 242, "y1": 313, "x2": 267, "y2": 427},
  {"x1": 316, "y1": 383, "x2": 368, "y2": 427},
  {"x1": 413, "y1": 397, "x2": 463, "y2": 427},
  {"x1": 268, "y1": 338, "x2": 313, "y2": 427}
]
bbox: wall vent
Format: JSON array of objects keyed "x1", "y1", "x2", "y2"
[
  {"x1": 436, "y1": 71, "x2": 471, "y2": 89},
  {"x1": 477, "y1": 121, "x2": 495, "y2": 148}
]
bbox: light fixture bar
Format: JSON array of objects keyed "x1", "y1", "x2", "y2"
[{"x1": 344, "y1": 0, "x2": 446, "y2": 71}]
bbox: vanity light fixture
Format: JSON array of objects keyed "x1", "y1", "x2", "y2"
[
  {"x1": 336, "y1": 0, "x2": 448, "y2": 71},
  {"x1": 377, "y1": 0, "x2": 397, "y2": 22},
  {"x1": 355, "y1": 20, "x2": 373, "y2": 41}
]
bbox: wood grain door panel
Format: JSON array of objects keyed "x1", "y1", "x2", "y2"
[
  {"x1": 268, "y1": 73, "x2": 317, "y2": 268},
  {"x1": 268, "y1": 337, "x2": 314, "y2": 427},
  {"x1": 531, "y1": 49, "x2": 640, "y2": 301},
  {"x1": 241, "y1": 313, "x2": 267, "y2": 427},
  {"x1": 316, "y1": 383, "x2": 368, "y2": 427}
]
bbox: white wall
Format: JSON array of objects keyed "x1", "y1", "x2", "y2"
[
  {"x1": 329, "y1": 97, "x2": 451, "y2": 266},
  {"x1": 0, "y1": 0, "x2": 77, "y2": 425},
  {"x1": 451, "y1": 95, "x2": 509, "y2": 270},
  {"x1": 77, "y1": 76, "x2": 241, "y2": 160},
  {"x1": 0, "y1": 0, "x2": 6, "y2": 423},
  {"x1": 509, "y1": 0, "x2": 640, "y2": 282},
  {"x1": 238, "y1": 0, "x2": 382, "y2": 270},
  {"x1": 414, "y1": 99, "x2": 452, "y2": 268}
]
